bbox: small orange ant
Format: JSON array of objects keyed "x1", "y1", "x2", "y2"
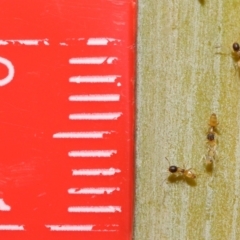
[
  {"x1": 165, "y1": 157, "x2": 196, "y2": 179},
  {"x1": 207, "y1": 113, "x2": 218, "y2": 147},
  {"x1": 204, "y1": 114, "x2": 218, "y2": 169},
  {"x1": 216, "y1": 42, "x2": 240, "y2": 69}
]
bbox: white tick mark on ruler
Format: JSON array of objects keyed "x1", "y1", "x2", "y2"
[
  {"x1": 0, "y1": 40, "x2": 8, "y2": 45},
  {"x1": 69, "y1": 94, "x2": 120, "y2": 102},
  {"x1": 69, "y1": 57, "x2": 118, "y2": 64},
  {"x1": 68, "y1": 187, "x2": 120, "y2": 194},
  {"x1": 0, "y1": 225, "x2": 25, "y2": 231},
  {"x1": 69, "y1": 113, "x2": 122, "y2": 120},
  {"x1": 53, "y1": 131, "x2": 111, "y2": 139},
  {"x1": 72, "y1": 168, "x2": 121, "y2": 176},
  {"x1": 68, "y1": 206, "x2": 121, "y2": 213},
  {"x1": 46, "y1": 225, "x2": 95, "y2": 232},
  {"x1": 69, "y1": 75, "x2": 121, "y2": 83},
  {"x1": 87, "y1": 38, "x2": 120, "y2": 46},
  {"x1": 0, "y1": 38, "x2": 120, "y2": 46},
  {"x1": 45, "y1": 224, "x2": 119, "y2": 232},
  {"x1": 23, "y1": 40, "x2": 43, "y2": 45},
  {"x1": 68, "y1": 150, "x2": 117, "y2": 157},
  {"x1": 0, "y1": 39, "x2": 49, "y2": 45}
]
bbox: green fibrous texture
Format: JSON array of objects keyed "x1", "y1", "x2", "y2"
[{"x1": 135, "y1": 1, "x2": 240, "y2": 239}]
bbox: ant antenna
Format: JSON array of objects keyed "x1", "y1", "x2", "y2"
[{"x1": 165, "y1": 157, "x2": 170, "y2": 166}]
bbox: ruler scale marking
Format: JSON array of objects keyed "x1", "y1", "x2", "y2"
[
  {"x1": 72, "y1": 168, "x2": 121, "y2": 176},
  {"x1": 68, "y1": 150, "x2": 117, "y2": 157}
]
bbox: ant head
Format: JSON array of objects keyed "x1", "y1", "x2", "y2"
[
  {"x1": 232, "y1": 42, "x2": 240, "y2": 52},
  {"x1": 169, "y1": 165, "x2": 178, "y2": 173},
  {"x1": 165, "y1": 157, "x2": 178, "y2": 173},
  {"x1": 207, "y1": 132, "x2": 215, "y2": 141}
]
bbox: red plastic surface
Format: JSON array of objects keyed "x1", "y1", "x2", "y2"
[{"x1": 0, "y1": 1, "x2": 136, "y2": 239}]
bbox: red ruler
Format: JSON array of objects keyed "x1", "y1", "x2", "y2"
[{"x1": 0, "y1": 1, "x2": 136, "y2": 239}]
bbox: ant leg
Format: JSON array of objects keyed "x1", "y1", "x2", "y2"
[
  {"x1": 160, "y1": 177, "x2": 169, "y2": 187},
  {"x1": 233, "y1": 62, "x2": 239, "y2": 75}
]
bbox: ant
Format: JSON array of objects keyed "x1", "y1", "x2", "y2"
[
  {"x1": 203, "y1": 114, "x2": 219, "y2": 169},
  {"x1": 231, "y1": 42, "x2": 240, "y2": 68},
  {"x1": 216, "y1": 42, "x2": 240, "y2": 70},
  {"x1": 165, "y1": 157, "x2": 196, "y2": 180},
  {"x1": 207, "y1": 113, "x2": 219, "y2": 147}
]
